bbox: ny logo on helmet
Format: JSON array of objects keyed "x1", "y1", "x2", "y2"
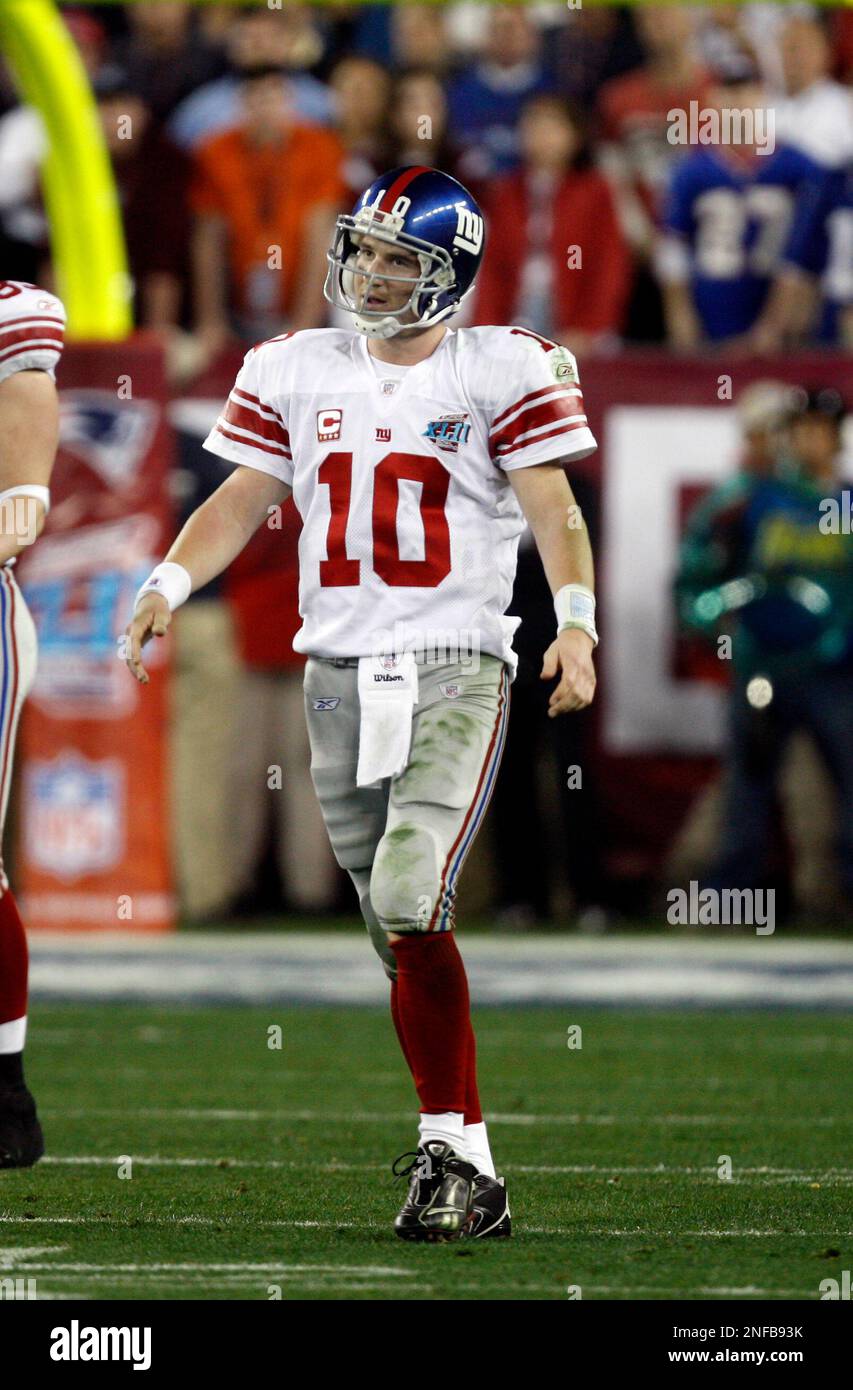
[{"x1": 453, "y1": 208, "x2": 484, "y2": 255}]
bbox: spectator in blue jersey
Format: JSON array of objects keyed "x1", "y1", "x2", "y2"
[
  {"x1": 762, "y1": 164, "x2": 853, "y2": 350},
  {"x1": 446, "y1": 5, "x2": 555, "y2": 186},
  {"x1": 655, "y1": 65, "x2": 831, "y2": 352}
]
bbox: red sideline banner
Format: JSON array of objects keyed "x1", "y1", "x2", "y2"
[{"x1": 15, "y1": 335, "x2": 176, "y2": 931}]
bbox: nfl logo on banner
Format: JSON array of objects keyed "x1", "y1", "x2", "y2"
[{"x1": 24, "y1": 751, "x2": 124, "y2": 881}]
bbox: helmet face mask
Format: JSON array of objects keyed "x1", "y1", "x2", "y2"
[{"x1": 323, "y1": 167, "x2": 485, "y2": 339}]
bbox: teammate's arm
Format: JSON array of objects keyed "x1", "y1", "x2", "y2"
[
  {"x1": 125, "y1": 464, "x2": 291, "y2": 684},
  {"x1": 0, "y1": 369, "x2": 59, "y2": 565},
  {"x1": 508, "y1": 461, "x2": 596, "y2": 716}
]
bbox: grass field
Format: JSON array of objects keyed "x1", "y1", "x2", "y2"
[{"x1": 1, "y1": 1002, "x2": 851, "y2": 1301}]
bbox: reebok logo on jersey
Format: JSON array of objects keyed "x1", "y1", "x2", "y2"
[
  {"x1": 549, "y1": 347, "x2": 577, "y2": 383},
  {"x1": 317, "y1": 409, "x2": 342, "y2": 441},
  {"x1": 423, "y1": 413, "x2": 471, "y2": 454},
  {"x1": 312, "y1": 697, "x2": 341, "y2": 711}
]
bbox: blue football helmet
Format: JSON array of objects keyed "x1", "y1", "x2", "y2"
[{"x1": 324, "y1": 165, "x2": 486, "y2": 339}]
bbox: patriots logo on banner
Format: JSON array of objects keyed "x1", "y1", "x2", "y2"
[
  {"x1": 59, "y1": 391, "x2": 158, "y2": 488},
  {"x1": 423, "y1": 413, "x2": 471, "y2": 454},
  {"x1": 312, "y1": 697, "x2": 340, "y2": 711}
]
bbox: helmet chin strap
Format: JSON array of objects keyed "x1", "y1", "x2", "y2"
[
  {"x1": 350, "y1": 289, "x2": 469, "y2": 339},
  {"x1": 352, "y1": 311, "x2": 409, "y2": 339}
]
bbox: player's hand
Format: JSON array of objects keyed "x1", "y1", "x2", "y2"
[
  {"x1": 124, "y1": 594, "x2": 171, "y2": 684},
  {"x1": 541, "y1": 628, "x2": 596, "y2": 716}
]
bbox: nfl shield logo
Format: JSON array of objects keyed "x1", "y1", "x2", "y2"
[
  {"x1": 439, "y1": 681, "x2": 462, "y2": 699},
  {"x1": 24, "y1": 751, "x2": 124, "y2": 881},
  {"x1": 380, "y1": 655, "x2": 399, "y2": 670}
]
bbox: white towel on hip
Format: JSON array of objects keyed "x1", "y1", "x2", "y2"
[{"x1": 356, "y1": 652, "x2": 419, "y2": 788}]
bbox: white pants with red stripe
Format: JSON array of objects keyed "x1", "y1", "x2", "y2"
[
  {"x1": 304, "y1": 652, "x2": 509, "y2": 974},
  {"x1": 0, "y1": 564, "x2": 37, "y2": 894}
]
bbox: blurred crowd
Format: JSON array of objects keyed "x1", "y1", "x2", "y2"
[{"x1": 0, "y1": 1, "x2": 852, "y2": 373}]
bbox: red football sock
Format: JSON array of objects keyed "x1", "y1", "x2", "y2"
[
  {"x1": 390, "y1": 933, "x2": 471, "y2": 1115},
  {"x1": 391, "y1": 961, "x2": 484, "y2": 1124},
  {"x1": 0, "y1": 887, "x2": 28, "y2": 1026}
]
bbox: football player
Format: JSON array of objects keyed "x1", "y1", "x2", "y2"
[
  {"x1": 125, "y1": 167, "x2": 599, "y2": 1240},
  {"x1": 0, "y1": 280, "x2": 66, "y2": 1167}
]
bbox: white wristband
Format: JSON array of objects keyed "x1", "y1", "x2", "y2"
[
  {"x1": 0, "y1": 484, "x2": 50, "y2": 515},
  {"x1": 134, "y1": 561, "x2": 192, "y2": 614},
  {"x1": 555, "y1": 583, "x2": 598, "y2": 647}
]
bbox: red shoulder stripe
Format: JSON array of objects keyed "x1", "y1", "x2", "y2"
[
  {"x1": 497, "y1": 418, "x2": 590, "y2": 461},
  {"x1": 490, "y1": 384, "x2": 574, "y2": 433},
  {"x1": 226, "y1": 395, "x2": 290, "y2": 447},
  {"x1": 491, "y1": 395, "x2": 585, "y2": 454},
  {"x1": 215, "y1": 423, "x2": 292, "y2": 460}
]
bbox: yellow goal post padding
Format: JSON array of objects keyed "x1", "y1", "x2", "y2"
[{"x1": 0, "y1": 0, "x2": 132, "y2": 340}]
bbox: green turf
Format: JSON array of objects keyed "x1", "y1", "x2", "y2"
[{"x1": 1, "y1": 1004, "x2": 851, "y2": 1300}]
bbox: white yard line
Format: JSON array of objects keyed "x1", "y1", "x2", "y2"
[
  {"x1": 12, "y1": 1260, "x2": 418, "y2": 1276},
  {"x1": 41, "y1": 1106, "x2": 851, "y2": 1127},
  {"x1": 0, "y1": 1245, "x2": 68, "y2": 1265},
  {"x1": 32, "y1": 1154, "x2": 853, "y2": 1181},
  {"x1": 3, "y1": 1214, "x2": 849, "y2": 1238},
  {"x1": 26, "y1": 931, "x2": 853, "y2": 1006}
]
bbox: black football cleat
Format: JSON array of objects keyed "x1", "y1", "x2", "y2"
[
  {"x1": 0, "y1": 1086, "x2": 45, "y2": 1169},
  {"x1": 465, "y1": 1173, "x2": 512, "y2": 1239},
  {"x1": 392, "y1": 1141, "x2": 478, "y2": 1242}
]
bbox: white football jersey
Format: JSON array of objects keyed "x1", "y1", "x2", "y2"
[
  {"x1": 0, "y1": 280, "x2": 66, "y2": 385},
  {"x1": 203, "y1": 324, "x2": 597, "y2": 676}
]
